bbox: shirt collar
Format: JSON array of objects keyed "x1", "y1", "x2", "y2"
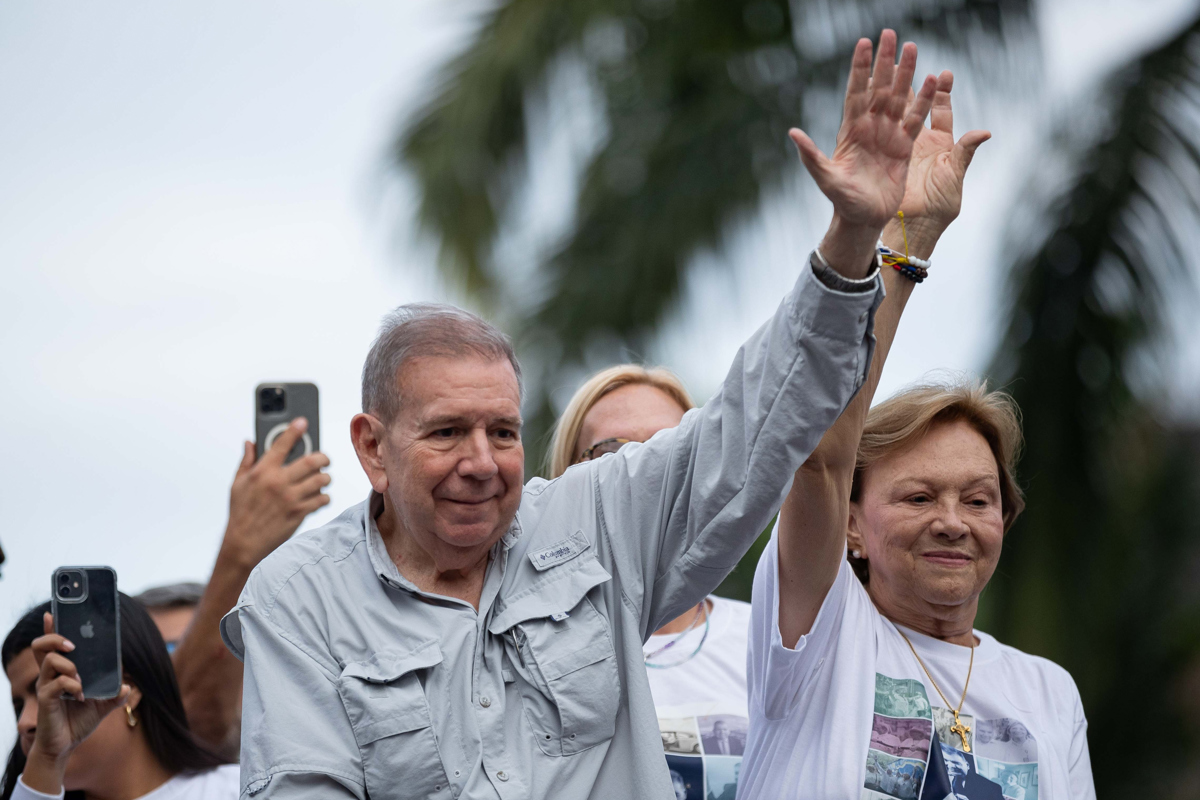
[{"x1": 363, "y1": 490, "x2": 523, "y2": 594}]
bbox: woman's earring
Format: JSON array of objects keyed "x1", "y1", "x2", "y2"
[
  {"x1": 125, "y1": 705, "x2": 138, "y2": 728},
  {"x1": 851, "y1": 550, "x2": 863, "y2": 560}
]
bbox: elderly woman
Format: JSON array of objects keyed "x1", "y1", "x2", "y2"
[
  {"x1": 735, "y1": 31, "x2": 1094, "y2": 800},
  {"x1": 738, "y1": 378, "x2": 1096, "y2": 799}
]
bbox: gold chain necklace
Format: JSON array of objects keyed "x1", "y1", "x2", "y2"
[{"x1": 897, "y1": 628, "x2": 975, "y2": 753}]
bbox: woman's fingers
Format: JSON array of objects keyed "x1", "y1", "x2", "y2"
[
  {"x1": 955, "y1": 129, "x2": 992, "y2": 172},
  {"x1": 40, "y1": 673, "x2": 84, "y2": 703},
  {"x1": 929, "y1": 71, "x2": 955, "y2": 133},
  {"x1": 869, "y1": 30, "x2": 898, "y2": 113},
  {"x1": 903, "y1": 75, "x2": 939, "y2": 139},
  {"x1": 31, "y1": 630, "x2": 75, "y2": 668},
  {"x1": 788, "y1": 128, "x2": 833, "y2": 185}
]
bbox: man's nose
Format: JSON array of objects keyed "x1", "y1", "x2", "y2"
[{"x1": 456, "y1": 429, "x2": 499, "y2": 480}]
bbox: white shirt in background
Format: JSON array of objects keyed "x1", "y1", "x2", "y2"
[
  {"x1": 739, "y1": 533, "x2": 1096, "y2": 800},
  {"x1": 12, "y1": 764, "x2": 239, "y2": 800},
  {"x1": 644, "y1": 595, "x2": 751, "y2": 800}
]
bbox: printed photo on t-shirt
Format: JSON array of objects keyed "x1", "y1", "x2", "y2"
[
  {"x1": 665, "y1": 754, "x2": 705, "y2": 800},
  {"x1": 704, "y1": 755, "x2": 741, "y2": 800},
  {"x1": 975, "y1": 718, "x2": 1038, "y2": 764},
  {"x1": 935, "y1": 744, "x2": 1008, "y2": 800},
  {"x1": 660, "y1": 717, "x2": 702, "y2": 755},
  {"x1": 975, "y1": 755, "x2": 1039, "y2": 800},
  {"x1": 932, "y1": 707, "x2": 976, "y2": 752},
  {"x1": 870, "y1": 714, "x2": 933, "y2": 761},
  {"x1": 874, "y1": 674, "x2": 934, "y2": 720},
  {"x1": 864, "y1": 748, "x2": 926, "y2": 800},
  {"x1": 698, "y1": 714, "x2": 747, "y2": 756}
]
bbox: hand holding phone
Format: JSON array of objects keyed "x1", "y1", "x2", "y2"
[{"x1": 25, "y1": 570, "x2": 130, "y2": 794}]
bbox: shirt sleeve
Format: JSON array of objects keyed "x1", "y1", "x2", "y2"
[
  {"x1": 589, "y1": 259, "x2": 883, "y2": 638},
  {"x1": 231, "y1": 602, "x2": 366, "y2": 799},
  {"x1": 10, "y1": 776, "x2": 64, "y2": 800},
  {"x1": 1067, "y1": 686, "x2": 1097, "y2": 800},
  {"x1": 746, "y1": 530, "x2": 851, "y2": 720}
]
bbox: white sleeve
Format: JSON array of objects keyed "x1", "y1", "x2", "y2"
[
  {"x1": 746, "y1": 529, "x2": 852, "y2": 720},
  {"x1": 1067, "y1": 687, "x2": 1096, "y2": 799},
  {"x1": 10, "y1": 776, "x2": 65, "y2": 800}
]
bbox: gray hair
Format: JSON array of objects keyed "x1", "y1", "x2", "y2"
[
  {"x1": 135, "y1": 581, "x2": 206, "y2": 610},
  {"x1": 362, "y1": 303, "x2": 522, "y2": 423}
]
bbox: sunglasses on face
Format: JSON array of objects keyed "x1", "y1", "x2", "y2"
[{"x1": 577, "y1": 437, "x2": 633, "y2": 463}]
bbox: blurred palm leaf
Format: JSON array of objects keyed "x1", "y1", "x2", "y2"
[
  {"x1": 395, "y1": 0, "x2": 1036, "y2": 468},
  {"x1": 982, "y1": 10, "x2": 1200, "y2": 795}
]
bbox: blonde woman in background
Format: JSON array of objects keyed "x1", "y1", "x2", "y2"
[{"x1": 549, "y1": 365, "x2": 752, "y2": 799}]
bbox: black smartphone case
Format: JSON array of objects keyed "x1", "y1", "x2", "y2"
[
  {"x1": 255, "y1": 382, "x2": 320, "y2": 465},
  {"x1": 51, "y1": 566, "x2": 122, "y2": 700}
]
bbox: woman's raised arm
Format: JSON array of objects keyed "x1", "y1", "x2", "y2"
[{"x1": 776, "y1": 65, "x2": 990, "y2": 649}]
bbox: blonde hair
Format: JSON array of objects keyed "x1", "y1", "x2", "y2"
[
  {"x1": 850, "y1": 378, "x2": 1026, "y2": 581},
  {"x1": 548, "y1": 364, "x2": 695, "y2": 479}
]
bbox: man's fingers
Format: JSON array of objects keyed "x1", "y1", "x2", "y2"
[
  {"x1": 843, "y1": 37, "x2": 874, "y2": 115},
  {"x1": 903, "y1": 75, "x2": 938, "y2": 139},
  {"x1": 888, "y1": 42, "x2": 918, "y2": 119},
  {"x1": 299, "y1": 493, "x2": 333, "y2": 516},
  {"x1": 283, "y1": 451, "x2": 331, "y2": 481},
  {"x1": 869, "y1": 30, "x2": 897, "y2": 112},
  {"x1": 236, "y1": 441, "x2": 255, "y2": 477},
  {"x1": 295, "y1": 472, "x2": 332, "y2": 499},
  {"x1": 955, "y1": 129, "x2": 991, "y2": 172},
  {"x1": 788, "y1": 128, "x2": 833, "y2": 185},
  {"x1": 930, "y1": 70, "x2": 954, "y2": 133},
  {"x1": 263, "y1": 417, "x2": 308, "y2": 465}
]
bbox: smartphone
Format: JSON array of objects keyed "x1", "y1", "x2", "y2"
[
  {"x1": 255, "y1": 382, "x2": 320, "y2": 465},
  {"x1": 51, "y1": 566, "x2": 122, "y2": 700}
]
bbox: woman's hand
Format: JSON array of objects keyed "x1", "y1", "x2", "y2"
[
  {"x1": 790, "y1": 30, "x2": 937, "y2": 274},
  {"x1": 22, "y1": 612, "x2": 130, "y2": 794},
  {"x1": 884, "y1": 71, "x2": 990, "y2": 259}
]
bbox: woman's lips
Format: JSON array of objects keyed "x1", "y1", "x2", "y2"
[{"x1": 921, "y1": 551, "x2": 972, "y2": 567}]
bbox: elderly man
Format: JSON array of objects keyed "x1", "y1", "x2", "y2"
[{"x1": 221, "y1": 30, "x2": 939, "y2": 800}]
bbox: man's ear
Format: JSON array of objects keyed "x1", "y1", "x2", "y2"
[
  {"x1": 847, "y1": 501, "x2": 866, "y2": 558},
  {"x1": 350, "y1": 413, "x2": 389, "y2": 493}
]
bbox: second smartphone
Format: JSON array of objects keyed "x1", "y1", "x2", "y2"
[{"x1": 255, "y1": 382, "x2": 320, "y2": 464}]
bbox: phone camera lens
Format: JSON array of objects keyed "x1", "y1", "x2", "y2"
[{"x1": 259, "y1": 387, "x2": 287, "y2": 414}]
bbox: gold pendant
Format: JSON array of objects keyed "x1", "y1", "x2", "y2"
[{"x1": 949, "y1": 712, "x2": 971, "y2": 753}]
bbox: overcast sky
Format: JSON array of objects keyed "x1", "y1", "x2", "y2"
[{"x1": 2, "y1": 0, "x2": 1196, "y2": 754}]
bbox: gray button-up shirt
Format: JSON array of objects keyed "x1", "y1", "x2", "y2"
[{"x1": 221, "y1": 260, "x2": 883, "y2": 800}]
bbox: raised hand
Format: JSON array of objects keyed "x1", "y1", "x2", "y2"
[
  {"x1": 23, "y1": 613, "x2": 131, "y2": 793},
  {"x1": 790, "y1": 31, "x2": 937, "y2": 275},
  {"x1": 792, "y1": 31, "x2": 937, "y2": 229},
  {"x1": 900, "y1": 71, "x2": 989, "y2": 221},
  {"x1": 882, "y1": 71, "x2": 990, "y2": 260}
]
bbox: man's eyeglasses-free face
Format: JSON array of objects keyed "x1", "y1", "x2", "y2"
[{"x1": 577, "y1": 437, "x2": 633, "y2": 463}]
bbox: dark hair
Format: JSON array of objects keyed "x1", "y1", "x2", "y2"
[{"x1": 2, "y1": 595, "x2": 227, "y2": 799}]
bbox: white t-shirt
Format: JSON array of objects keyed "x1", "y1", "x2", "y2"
[
  {"x1": 13, "y1": 764, "x2": 239, "y2": 800},
  {"x1": 644, "y1": 595, "x2": 751, "y2": 800},
  {"x1": 740, "y1": 533, "x2": 1096, "y2": 800}
]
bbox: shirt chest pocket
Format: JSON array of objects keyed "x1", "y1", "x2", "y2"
[
  {"x1": 489, "y1": 554, "x2": 620, "y2": 757},
  {"x1": 336, "y1": 642, "x2": 458, "y2": 800}
]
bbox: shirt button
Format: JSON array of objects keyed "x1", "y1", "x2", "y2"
[
  {"x1": 497, "y1": 771, "x2": 509, "y2": 781},
  {"x1": 859, "y1": 311, "x2": 868, "y2": 324},
  {"x1": 480, "y1": 696, "x2": 491, "y2": 708}
]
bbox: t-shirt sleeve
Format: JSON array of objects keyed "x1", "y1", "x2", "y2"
[
  {"x1": 746, "y1": 528, "x2": 852, "y2": 721},
  {"x1": 1067, "y1": 683, "x2": 1097, "y2": 799}
]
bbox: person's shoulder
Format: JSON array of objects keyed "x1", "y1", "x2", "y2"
[
  {"x1": 242, "y1": 499, "x2": 369, "y2": 605},
  {"x1": 981, "y1": 631, "x2": 1083, "y2": 699},
  {"x1": 711, "y1": 594, "x2": 752, "y2": 622},
  {"x1": 176, "y1": 764, "x2": 240, "y2": 798}
]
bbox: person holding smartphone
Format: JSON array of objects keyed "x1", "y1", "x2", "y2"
[{"x1": 2, "y1": 596, "x2": 236, "y2": 800}]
